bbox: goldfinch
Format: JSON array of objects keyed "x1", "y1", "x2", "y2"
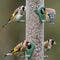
[
  {"x1": 46, "y1": 8, "x2": 56, "y2": 24},
  {"x1": 44, "y1": 39, "x2": 56, "y2": 51},
  {"x1": 4, "y1": 40, "x2": 30, "y2": 57},
  {"x1": 0, "y1": 5, "x2": 25, "y2": 31}
]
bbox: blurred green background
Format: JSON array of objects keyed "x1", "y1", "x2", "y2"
[
  {"x1": 0, "y1": 0, "x2": 60, "y2": 60},
  {"x1": 45, "y1": 0, "x2": 60, "y2": 60},
  {"x1": 0, "y1": 0, "x2": 25, "y2": 60}
]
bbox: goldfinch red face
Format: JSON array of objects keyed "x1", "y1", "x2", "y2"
[
  {"x1": 26, "y1": 40, "x2": 30, "y2": 46},
  {"x1": 24, "y1": 40, "x2": 30, "y2": 46}
]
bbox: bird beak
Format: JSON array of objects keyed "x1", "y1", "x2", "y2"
[
  {"x1": 54, "y1": 41, "x2": 56, "y2": 45},
  {"x1": 28, "y1": 42, "x2": 30, "y2": 46}
]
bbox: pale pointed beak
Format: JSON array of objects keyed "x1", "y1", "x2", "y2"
[
  {"x1": 54, "y1": 41, "x2": 56, "y2": 44},
  {"x1": 28, "y1": 43, "x2": 30, "y2": 46}
]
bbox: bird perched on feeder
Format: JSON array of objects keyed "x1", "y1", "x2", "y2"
[
  {"x1": 44, "y1": 39, "x2": 56, "y2": 51},
  {"x1": 4, "y1": 40, "x2": 30, "y2": 57},
  {"x1": 46, "y1": 8, "x2": 56, "y2": 24},
  {"x1": 0, "y1": 5, "x2": 25, "y2": 32}
]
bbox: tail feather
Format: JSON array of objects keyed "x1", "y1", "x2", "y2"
[
  {"x1": 2, "y1": 19, "x2": 11, "y2": 28},
  {"x1": 2, "y1": 23, "x2": 8, "y2": 28},
  {"x1": 0, "y1": 23, "x2": 8, "y2": 32},
  {"x1": 0, "y1": 19, "x2": 12, "y2": 32},
  {"x1": 4, "y1": 53, "x2": 12, "y2": 57}
]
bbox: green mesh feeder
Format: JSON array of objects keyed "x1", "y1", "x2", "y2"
[
  {"x1": 25, "y1": 41, "x2": 35, "y2": 58},
  {"x1": 35, "y1": 6, "x2": 46, "y2": 23}
]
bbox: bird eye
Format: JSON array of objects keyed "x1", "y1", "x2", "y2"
[
  {"x1": 51, "y1": 40, "x2": 54, "y2": 45},
  {"x1": 22, "y1": 7, "x2": 25, "y2": 11}
]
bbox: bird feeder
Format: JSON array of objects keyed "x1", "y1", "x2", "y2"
[
  {"x1": 35, "y1": 6, "x2": 46, "y2": 23},
  {"x1": 25, "y1": 41, "x2": 35, "y2": 58}
]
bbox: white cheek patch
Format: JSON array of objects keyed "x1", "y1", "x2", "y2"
[
  {"x1": 15, "y1": 14, "x2": 23, "y2": 20},
  {"x1": 49, "y1": 40, "x2": 51, "y2": 45},
  {"x1": 48, "y1": 39, "x2": 52, "y2": 49}
]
